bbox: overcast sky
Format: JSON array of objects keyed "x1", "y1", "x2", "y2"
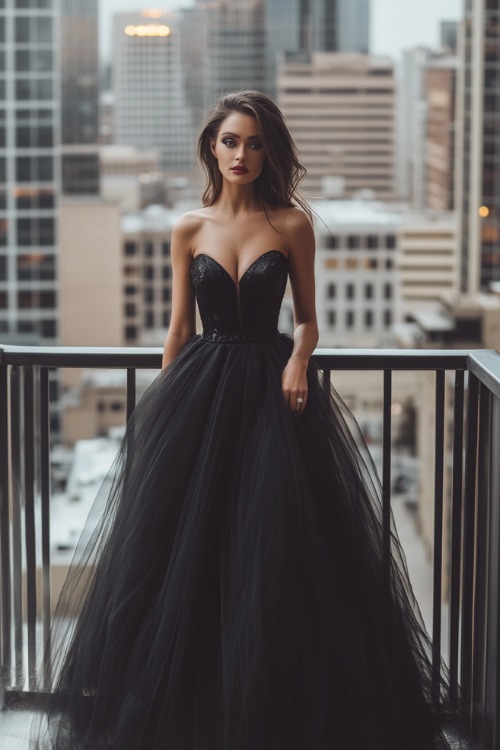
[{"x1": 100, "y1": 0, "x2": 464, "y2": 62}]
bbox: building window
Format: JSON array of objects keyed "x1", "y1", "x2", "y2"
[
  {"x1": 16, "y1": 156, "x2": 54, "y2": 182},
  {"x1": 364, "y1": 310, "x2": 373, "y2": 328},
  {"x1": 163, "y1": 311, "x2": 170, "y2": 327},
  {"x1": 162, "y1": 287, "x2": 171, "y2": 302},
  {"x1": 369, "y1": 259, "x2": 378, "y2": 269},
  {"x1": 0, "y1": 219, "x2": 7, "y2": 247},
  {"x1": 325, "y1": 235, "x2": 338, "y2": 250},
  {"x1": 326, "y1": 309, "x2": 336, "y2": 326},
  {"x1": 364, "y1": 283, "x2": 373, "y2": 299},
  {"x1": 145, "y1": 241, "x2": 154, "y2": 257},
  {"x1": 125, "y1": 285, "x2": 137, "y2": 295},
  {"x1": 386, "y1": 235, "x2": 396, "y2": 249},
  {"x1": 346, "y1": 310, "x2": 354, "y2": 328},
  {"x1": 124, "y1": 242, "x2": 137, "y2": 256},
  {"x1": 326, "y1": 282, "x2": 336, "y2": 299},
  {"x1": 162, "y1": 241, "x2": 170, "y2": 256},
  {"x1": 384, "y1": 283, "x2": 392, "y2": 300},
  {"x1": 40, "y1": 319, "x2": 57, "y2": 338},
  {"x1": 144, "y1": 288, "x2": 154, "y2": 303},
  {"x1": 384, "y1": 310, "x2": 392, "y2": 328},
  {"x1": 347, "y1": 235, "x2": 360, "y2": 249},
  {"x1": 367, "y1": 235, "x2": 378, "y2": 249},
  {"x1": 144, "y1": 266, "x2": 154, "y2": 280},
  {"x1": 144, "y1": 311, "x2": 154, "y2": 329},
  {"x1": 346, "y1": 283, "x2": 355, "y2": 300},
  {"x1": 386, "y1": 258, "x2": 393, "y2": 270},
  {"x1": 125, "y1": 303, "x2": 136, "y2": 317},
  {"x1": 162, "y1": 265, "x2": 171, "y2": 280},
  {"x1": 125, "y1": 325, "x2": 137, "y2": 341},
  {"x1": 40, "y1": 291, "x2": 56, "y2": 308}
]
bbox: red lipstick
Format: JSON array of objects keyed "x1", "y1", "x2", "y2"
[{"x1": 230, "y1": 166, "x2": 249, "y2": 174}]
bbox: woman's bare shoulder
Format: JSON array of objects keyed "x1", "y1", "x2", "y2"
[
  {"x1": 173, "y1": 208, "x2": 211, "y2": 238},
  {"x1": 273, "y1": 207, "x2": 314, "y2": 253}
]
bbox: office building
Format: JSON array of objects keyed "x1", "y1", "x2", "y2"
[
  {"x1": 60, "y1": 0, "x2": 100, "y2": 194},
  {"x1": 311, "y1": 199, "x2": 402, "y2": 347},
  {"x1": 456, "y1": 0, "x2": 500, "y2": 292},
  {"x1": 397, "y1": 212, "x2": 459, "y2": 318},
  {"x1": 425, "y1": 57, "x2": 457, "y2": 211},
  {"x1": 0, "y1": 0, "x2": 100, "y2": 345},
  {"x1": 113, "y1": 10, "x2": 194, "y2": 173},
  {"x1": 395, "y1": 46, "x2": 434, "y2": 204},
  {"x1": 278, "y1": 53, "x2": 396, "y2": 199}
]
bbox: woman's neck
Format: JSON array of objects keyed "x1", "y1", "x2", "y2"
[{"x1": 213, "y1": 183, "x2": 261, "y2": 218}]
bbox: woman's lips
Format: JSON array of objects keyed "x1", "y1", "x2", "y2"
[{"x1": 230, "y1": 167, "x2": 249, "y2": 174}]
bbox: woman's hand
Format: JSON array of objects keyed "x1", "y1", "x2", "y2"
[{"x1": 282, "y1": 355, "x2": 308, "y2": 413}]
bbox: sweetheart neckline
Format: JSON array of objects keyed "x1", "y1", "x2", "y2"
[{"x1": 192, "y1": 250, "x2": 288, "y2": 287}]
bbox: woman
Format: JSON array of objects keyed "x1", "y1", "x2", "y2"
[{"x1": 33, "y1": 90, "x2": 471, "y2": 750}]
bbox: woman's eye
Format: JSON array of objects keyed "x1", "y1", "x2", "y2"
[
  {"x1": 222, "y1": 139, "x2": 235, "y2": 147},
  {"x1": 250, "y1": 142, "x2": 262, "y2": 150}
]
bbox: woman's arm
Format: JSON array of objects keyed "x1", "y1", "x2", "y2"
[
  {"x1": 281, "y1": 209, "x2": 319, "y2": 413},
  {"x1": 161, "y1": 215, "x2": 197, "y2": 370}
]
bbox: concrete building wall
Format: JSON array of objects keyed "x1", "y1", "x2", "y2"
[
  {"x1": 311, "y1": 199, "x2": 402, "y2": 346},
  {"x1": 278, "y1": 53, "x2": 396, "y2": 200},
  {"x1": 398, "y1": 213, "x2": 459, "y2": 317},
  {"x1": 59, "y1": 198, "x2": 122, "y2": 347}
]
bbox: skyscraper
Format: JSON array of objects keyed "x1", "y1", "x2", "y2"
[
  {"x1": 308, "y1": 0, "x2": 370, "y2": 54},
  {"x1": 278, "y1": 53, "x2": 396, "y2": 199},
  {"x1": 113, "y1": 10, "x2": 194, "y2": 173},
  {"x1": 0, "y1": 0, "x2": 100, "y2": 346},
  {"x1": 60, "y1": 0, "x2": 100, "y2": 194},
  {"x1": 457, "y1": 0, "x2": 500, "y2": 292}
]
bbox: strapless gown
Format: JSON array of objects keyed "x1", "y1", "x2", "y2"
[{"x1": 32, "y1": 250, "x2": 471, "y2": 750}]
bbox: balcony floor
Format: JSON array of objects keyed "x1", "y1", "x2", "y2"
[{"x1": 0, "y1": 496, "x2": 445, "y2": 747}]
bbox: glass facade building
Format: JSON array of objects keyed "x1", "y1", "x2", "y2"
[
  {"x1": 60, "y1": 0, "x2": 99, "y2": 194},
  {"x1": 0, "y1": 0, "x2": 99, "y2": 345},
  {"x1": 460, "y1": 0, "x2": 500, "y2": 291},
  {"x1": 0, "y1": 0, "x2": 58, "y2": 343}
]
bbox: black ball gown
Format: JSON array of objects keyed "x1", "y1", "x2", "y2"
[{"x1": 32, "y1": 250, "x2": 471, "y2": 750}]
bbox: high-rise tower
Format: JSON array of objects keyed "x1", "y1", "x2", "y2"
[
  {"x1": 113, "y1": 10, "x2": 194, "y2": 172},
  {"x1": 457, "y1": 0, "x2": 500, "y2": 291},
  {"x1": 0, "y1": 0, "x2": 100, "y2": 346}
]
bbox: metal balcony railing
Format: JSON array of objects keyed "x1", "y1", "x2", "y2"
[{"x1": 1, "y1": 345, "x2": 500, "y2": 749}]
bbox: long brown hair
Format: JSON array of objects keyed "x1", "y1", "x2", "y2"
[{"x1": 197, "y1": 90, "x2": 311, "y2": 220}]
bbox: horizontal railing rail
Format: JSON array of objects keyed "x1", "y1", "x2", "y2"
[{"x1": 0, "y1": 344, "x2": 499, "y2": 750}]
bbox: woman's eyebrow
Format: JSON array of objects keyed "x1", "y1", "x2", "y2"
[{"x1": 220, "y1": 131, "x2": 261, "y2": 139}]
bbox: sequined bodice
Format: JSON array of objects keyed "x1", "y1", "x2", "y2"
[{"x1": 191, "y1": 250, "x2": 288, "y2": 343}]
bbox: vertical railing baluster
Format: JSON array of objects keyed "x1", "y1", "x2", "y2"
[
  {"x1": 461, "y1": 372, "x2": 479, "y2": 724},
  {"x1": 0, "y1": 360, "x2": 11, "y2": 698},
  {"x1": 40, "y1": 367, "x2": 51, "y2": 688},
  {"x1": 484, "y1": 395, "x2": 500, "y2": 750},
  {"x1": 382, "y1": 369, "x2": 392, "y2": 578},
  {"x1": 432, "y1": 369, "x2": 445, "y2": 699},
  {"x1": 127, "y1": 368, "x2": 136, "y2": 422},
  {"x1": 23, "y1": 366, "x2": 37, "y2": 690},
  {"x1": 471, "y1": 383, "x2": 491, "y2": 739},
  {"x1": 10, "y1": 366, "x2": 23, "y2": 689},
  {"x1": 449, "y1": 369, "x2": 465, "y2": 705}
]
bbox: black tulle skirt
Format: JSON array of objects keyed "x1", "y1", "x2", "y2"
[{"x1": 32, "y1": 333, "x2": 472, "y2": 749}]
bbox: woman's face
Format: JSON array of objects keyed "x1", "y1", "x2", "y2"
[{"x1": 210, "y1": 111, "x2": 266, "y2": 186}]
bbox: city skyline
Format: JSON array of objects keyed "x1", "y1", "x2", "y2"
[{"x1": 100, "y1": 0, "x2": 463, "y2": 63}]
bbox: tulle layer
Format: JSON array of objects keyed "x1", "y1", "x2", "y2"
[{"x1": 33, "y1": 334, "x2": 470, "y2": 750}]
